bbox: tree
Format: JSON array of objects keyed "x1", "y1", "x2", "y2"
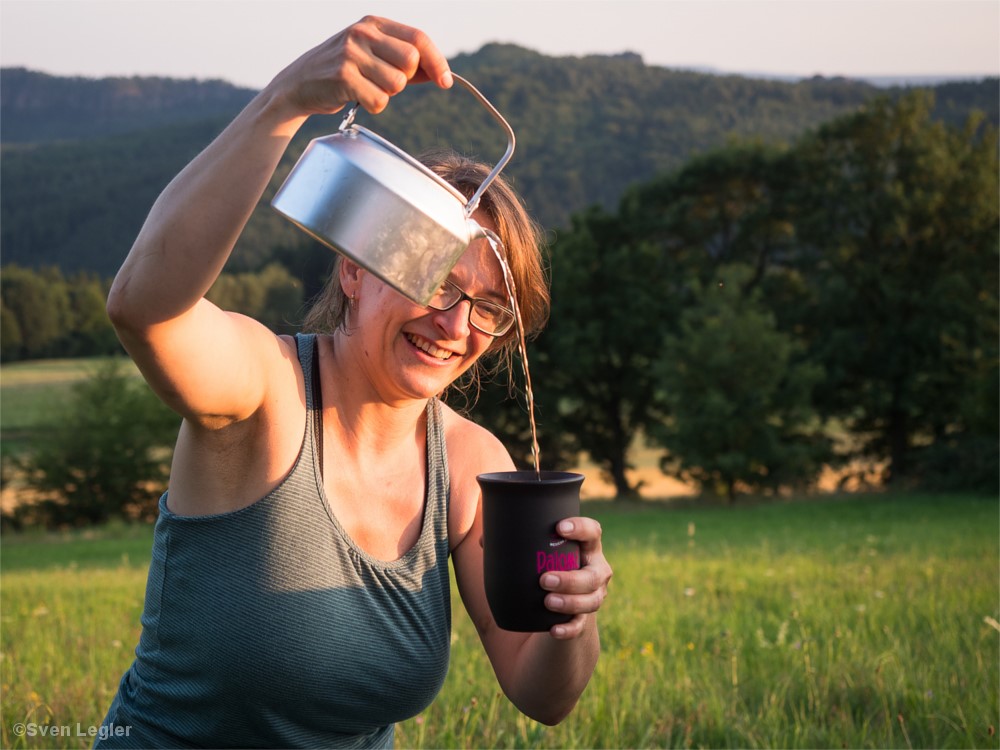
[
  {"x1": 205, "y1": 262, "x2": 304, "y2": 334},
  {"x1": 536, "y1": 206, "x2": 671, "y2": 498},
  {"x1": 0, "y1": 302, "x2": 23, "y2": 361},
  {"x1": 0, "y1": 264, "x2": 71, "y2": 360},
  {"x1": 12, "y1": 360, "x2": 180, "y2": 527},
  {"x1": 63, "y1": 272, "x2": 120, "y2": 356},
  {"x1": 648, "y1": 264, "x2": 829, "y2": 501},
  {"x1": 256, "y1": 262, "x2": 306, "y2": 333},
  {"x1": 789, "y1": 92, "x2": 999, "y2": 487},
  {"x1": 620, "y1": 142, "x2": 795, "y2": 292},
  {"x1": 0, "y1": 265, "x2": 122, "y2": 360}
]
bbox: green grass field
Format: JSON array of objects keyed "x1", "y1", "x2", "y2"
[
  {"x1": 2, "y1": 494, "x2": 998, "y2": 749},
  {"x1": 2, "y1": 359, "x2": 998, "y2": 747}
]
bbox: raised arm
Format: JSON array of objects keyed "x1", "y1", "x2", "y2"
[{"x1": 106, "y1": 17, "x2": 453, "y2": 425}]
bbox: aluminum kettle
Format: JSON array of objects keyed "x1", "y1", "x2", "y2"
[{"x1": 271, "y1": 74, "x2": 515, "y2": 306}]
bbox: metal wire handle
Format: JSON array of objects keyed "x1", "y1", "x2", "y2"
[{"x1": 336, "y1": 73, "x2": 516, "y2": 217}]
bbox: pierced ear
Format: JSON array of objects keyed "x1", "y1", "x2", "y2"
[{"x1": 339, "y1": 258, "x2": 365, "y2": 298}]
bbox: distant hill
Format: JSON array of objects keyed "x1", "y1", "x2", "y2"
[
  {"x1": 2, "y1": 45, "x2": 996, "y2": 277},
  {"x1": 0, "y1": 67, "x2": 256, "y2": 143}
]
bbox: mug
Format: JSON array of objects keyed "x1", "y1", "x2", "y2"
[{"x1": 478, "y1": 470, "x2": 584, "y2": 632}]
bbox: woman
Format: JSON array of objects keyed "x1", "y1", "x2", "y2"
[{"x1": 97, "y1": 16, "x2": 612, "y2": 749}]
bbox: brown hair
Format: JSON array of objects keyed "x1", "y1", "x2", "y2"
[{"x1": 302, "y1": 149, "x2": 550, "y2": 397}]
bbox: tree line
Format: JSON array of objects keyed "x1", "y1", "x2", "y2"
[
  {"x1": 468, "y1": 91, "x2": 998, "y2": 500},
  {"x1": 1, "y1": 263, "x2": 304, "y2": 362},
  {"x1": 3, "y1": 90, "x2": 997, "y2": 527}
]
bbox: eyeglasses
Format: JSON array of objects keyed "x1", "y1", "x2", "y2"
[{"x1": 426, "y1": 279, "x2": 515, "y2": 337}]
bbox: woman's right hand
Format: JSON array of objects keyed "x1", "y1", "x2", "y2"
[
  {"x1": 269, "y1": 15, "x2": 453, "y2": 120},
  {"x1": 108, "y1": 17, "x2": 451, "y2": 438}
]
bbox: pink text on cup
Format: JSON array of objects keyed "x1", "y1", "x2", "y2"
[{"x1": 536, "y1": 550, "x2": 579, "y2": 573}]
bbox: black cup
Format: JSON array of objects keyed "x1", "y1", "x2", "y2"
[{"x1": 478, "y1": 470, "x2": 584, "y2": 632}]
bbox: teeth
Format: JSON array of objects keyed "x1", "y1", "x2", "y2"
[{"x1": 407, "y1": 333, "x2": 453, "y2": 360}]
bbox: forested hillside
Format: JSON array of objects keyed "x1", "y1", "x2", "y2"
[
  {"x1": 2, "y1": 45, "x2": 997, "y2": 278},
  {"x1": 0, "y1": 67, "x2": 255, "y2": 142}
]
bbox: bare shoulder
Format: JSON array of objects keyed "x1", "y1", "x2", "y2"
[
  {"x1": 255, "y1": 332, "x2": 311, "y2": 430},
  {"x1": 439, "y1": 401, "x2": 515, "y2": 547},
  {"x1": 440, "y1": 402, "x2": 512, "y2": 472}
]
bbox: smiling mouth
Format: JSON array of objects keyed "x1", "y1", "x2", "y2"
[{"x1": 405, "y1": 333, "x2": 456, "y2": 361}]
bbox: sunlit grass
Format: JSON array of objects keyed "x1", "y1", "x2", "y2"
[
  {"x1": 2, "y1": 494, "x2": 996, "y2": 749},
  {"x1": 399, "y1": 494, "x2": 998, "y2": 749},
  {"x1": 1, "y1": 567, "x2": 145, "y2": 748}
]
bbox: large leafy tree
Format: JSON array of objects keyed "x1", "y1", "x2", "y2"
[
  {"x1": 535, "y1": 206, "x2": 672, "y2": 498},
  {"x1": 622, "y1": 144, "x2": 822, "y2": 486},
  {"x1": 648, "y1": 264, "x2": 829, "y2": 501},
  {"x1": 620, "y1": 142, "x2": 795, "y2": 290},
  {"x1": 789, "y1": 92, "x2": 999, "y2": 486}
]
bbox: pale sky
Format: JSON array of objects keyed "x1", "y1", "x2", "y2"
[{"x1": 1, "y1": 0, "x2": 997, "y2": 89}]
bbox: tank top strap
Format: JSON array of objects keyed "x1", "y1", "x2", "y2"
[
  {"x1": 424, "y1": 397, "x2": 450, "y2": 539},
  {"x1": 296, "y1": 332, "x2": 449, "y2": 534},
  {"x1": 296, "y1": 333, "x2": 320, "y2": 409},
  {"x1": 295, "y1": 333, "x2": 323, "y2": 472}
]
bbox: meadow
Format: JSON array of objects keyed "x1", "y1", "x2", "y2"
[
  {"x1": 1, "y1": 494, "x2": 998, "y2": 749},
  {"x1": 1, "y1": 359, "x2": 998, "y2": 748}
]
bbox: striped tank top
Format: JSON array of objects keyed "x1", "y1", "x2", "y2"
[{"x1": 96, "y1": 334, "x2": 452, "y2": 748}]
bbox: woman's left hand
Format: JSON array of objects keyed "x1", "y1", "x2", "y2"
[{"x1": 540, "y1": 517, "x2": 613, "y2": 639}]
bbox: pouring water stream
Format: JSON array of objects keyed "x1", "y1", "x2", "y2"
[{"x1": 482, "y1": 227, "x2": 541, "y2": 479}]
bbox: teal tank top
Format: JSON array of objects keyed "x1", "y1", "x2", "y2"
[{"x1": 96, "y1": 334, "x2": 452, "y2": 748}]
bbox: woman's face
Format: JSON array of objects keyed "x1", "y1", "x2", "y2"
[{"x1": 345, "y1": 211, "x2": 508, "y2": 404}]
